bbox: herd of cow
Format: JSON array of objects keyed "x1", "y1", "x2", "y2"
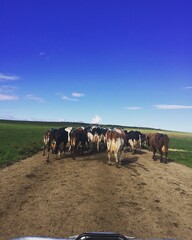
[{"x1": 43, "y1": 125, "x2": 169, "y2": 165}]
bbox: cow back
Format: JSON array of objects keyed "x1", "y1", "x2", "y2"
[{"x1": 107, "y1": 128, "x2": 125, "y2": 141}]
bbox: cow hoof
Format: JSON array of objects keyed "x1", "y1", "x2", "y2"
[
  {"x1": 46, "y1": 159, "x2": 50, "y2": 163},
  {"x1": 108, "y1": 162, "x2": 113, "y2": 166},
  {"x1": 116, "y1": 163, "x2": 121, "y2": 168}
]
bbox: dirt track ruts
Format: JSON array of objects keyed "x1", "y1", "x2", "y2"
[{"x1": 0, "y1": 149, "x2": 192, "y2": 240}]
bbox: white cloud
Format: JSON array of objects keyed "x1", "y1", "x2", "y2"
[
  {"x1": 25, "y1": 94, "x2": 45, "y2": 103},
  {"x1": 154, "y1": 104, "x2": 192, "y2": 109},
  {"x1": 61, "y1": 95, "x2": 78, "y2": 101},
  {"x1": 57, "y1": 91, "x2": 85, "y2": 101},
  {"x1": 91, "y1": 115, "x2": 102, "y2": 124},
  {"x1": 59, "y1": 92, "x2": 85, "y2": 101},
  {"x1": 0, "y1": 73, "x2": 19, "y2": 82},
  {"x1": 0, "y1": 83, "x2": 18, "y2": 101},
  {"x1": 72, "y1": 92, "x2": 85, "y2": 97},
  {"x1": 0, "y1": 93, "x2": 18, "y2": 101},
  {"x1": 125, "y1": 106, "x2": 142, "y2": 110}
]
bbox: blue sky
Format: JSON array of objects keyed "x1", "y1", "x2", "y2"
[{"x1": 0, "y1": 0, "x2": 192, "y2": 132}]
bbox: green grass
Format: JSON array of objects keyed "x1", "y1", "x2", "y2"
[
  {"x1": 0, "y1": 121, "x2": 43, "y2": 166},
  {"x1": 168, "y1": 135, "x2": 192, "y2": 168},
  {"x1": 0, "y1": 120, "x2": 192, "y2": 168},
  {"x1": 0, "y1": 120, "x2": 72, "y2": 167}
]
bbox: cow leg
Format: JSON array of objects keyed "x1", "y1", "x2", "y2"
[
  {"x1": 114, "y1": 152, "x2": 118, "y2": 163},
  {"x1": 56, "y1": 150, "x2": 61, "y2": 160},
  {"x1": 63, "y1": 142, "x2": 68, "y2": 157},
  {"x1": 164, "y1": 152, "x2": 168, "y2": 163},
  {"x1": 43, "y1": 150, "x2": 45, "y2": 156},
  {"x1": 132, "y1": 148, "x2": 136, "y2": 155},
  {"x1": 70, "y1": 138, "x2": 76, "y2": 159},
  {"x1": 160, "y1": 150, "x2": 168, "y2": 163},
  {"x1": 68, "y1": 144, "x2": 71, "y2": 152},
  {"x1": 71, "y1": 146, "x2": 75, "y2": 159},
  {"x1": 152, "y1": 148, "x2": 157, "y2": 160},
  {"x1": 158, "y1": 149, "x2": 163, "y2": 163},
  {"x1": 115, "y1": 152, "x2": 122, "y2": 165},
  {"x1": 107, "y1": 152, "x2": 112, "y2": 165},
  {"x1": 81, "y1": 143, "x2": 85, "y2": 155},
  {"x1": 54, "y1": 143, "x2": 60, "y2": 160},
  {"x1": 114, "y1": 151, "x2": 122, "y2": 168},
  {"x1": 82, "y1": 139, "x2": 88, "y2": 155},
  {"x1": 88, "y1": 141, "x2": 93, "y2": 153},
  {"x1": 51, "y1": 141, "x2": 56, "y2": 154},
  {"x1": 84, "y1": 140, "x2": 89, "y2": 152},
  {"x1": 118, "y1": 151, "x2": 123, "y2": 165},
  {"x1": 43, "y1": 145, "x2": 46, "y2": 156},
  {"x1": 46, "y1": 152, "x2": 50, "y2": 162},
  {"x1": 160, "y1": 154, "x2": 163, "y2": 163},
  {"x1": 162, "y1": 146, "x2": 168, "y2": 163},
  {"x1": 71, "y1": 147, "x2": 74, "y2": 159},
  {"x1": 97, "y1": 141, "x2": 100, "y2": 152},
  {"x1": 46, "y1": 144, "x2": 51, "y2": 162}
]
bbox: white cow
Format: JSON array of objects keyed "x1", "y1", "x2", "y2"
[{"x1": 106, "y1": 128, "x2": 126, "y2": 165}]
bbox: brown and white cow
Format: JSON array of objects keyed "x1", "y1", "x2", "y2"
[
  {"x1": 45, "y1": 128, "x2": 58, "y2": 162},
  {"x1": 147, "y1": 132, "x2": 169, "y2": 163},
  {"x1": 106, "y1": 128, "x2": 126, "y2": 165},
  {"x1": 43, "y1": 130, "x2": 50, "y2": 156},
  {"x1": 43, "y1": 129, "x2": 56, "y2": 157}
]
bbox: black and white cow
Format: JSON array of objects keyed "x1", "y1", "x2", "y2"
[
  {"x1": 125, "y1": 130, "x2": 142, "y2": 154},
  {"x1": 70, "y1": 127, "x2": 89, "y2": 159},
  {"x1": 54, "y1": 127, "x2": 69, "y2": 159},
  {"x1": 87, "y1": 126, "x2": 108, "y2": 152},
  {"x1": 46, "y1": 128, "x2": 69, "y2": 162}
]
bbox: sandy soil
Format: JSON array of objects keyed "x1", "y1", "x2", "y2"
[{"x1": 0, "y1": 149, "x2": 192, "y2": 240}]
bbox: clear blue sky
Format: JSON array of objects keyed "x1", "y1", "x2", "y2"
[{"x1": 0, "y1": 0, "x2": 192, "y2": 132}]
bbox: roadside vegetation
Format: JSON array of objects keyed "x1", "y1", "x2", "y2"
[{"x1": 0, "y1": 120, "x2": 192, "y2": 168}]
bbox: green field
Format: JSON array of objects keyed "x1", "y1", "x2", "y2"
[{"x1": 0, "y1": 120, "x2": 192, "y2": 168}]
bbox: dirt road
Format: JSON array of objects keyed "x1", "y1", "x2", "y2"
[{"x1": 0, "y1": 149, "x2": 192, "y2": 240}]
